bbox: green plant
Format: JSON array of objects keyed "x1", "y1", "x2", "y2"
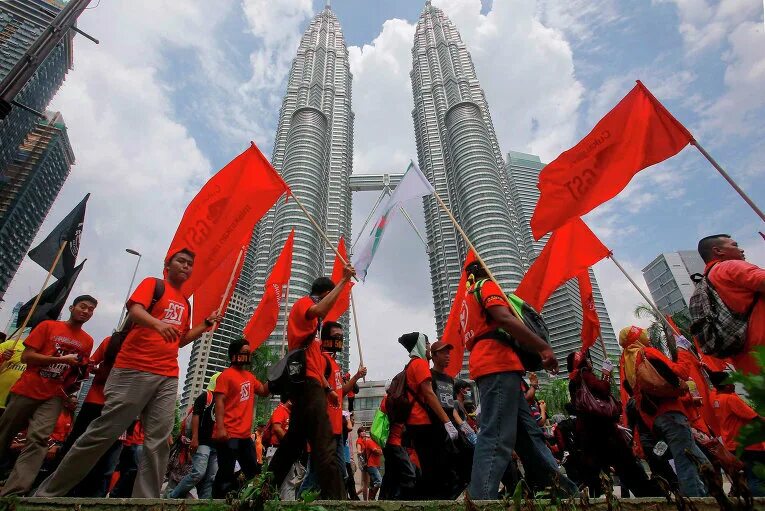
[
  {"x1": 633, "y1": 304, "x2": 692, "y2": 359},
  {"x1": 537, "y1": 377, "x2": 571, "y2": 417},
  {"x1": 729, "y1": 346, "x2": 765, "y2": 480},
  {"x1": 250, "y1": 344, "x2": 280, "y2": 423}
]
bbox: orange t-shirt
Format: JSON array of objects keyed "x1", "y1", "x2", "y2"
[
  {"x1": 50, "y1": 409, "x2": 73, "y2": 443},
  {"x1": 84, "y1": 338, "x2": 109, "y2": 405},
  {"x1": 11, "y1": 320, "x2": 94, "y2": 401},
  {"x1": 324, "y1": 353, "x2": 343, "y2": 435},
  {"x1": 363, "y1": 436, "x2": 383, "y2": 467},
  {"x1": 114, "y1": 278, "x2": 191, "y2": 377},
  {"x1": 635, "y1": 348, "x2": 690, "y2": 430},
  {"x1": 270, "y1": 403, "x2": 290, "y2": 446},
  {"x1": 214, "y1": 367, "x2": 263, "y2": 439},
  {"x1": 714, "y1": 391, "x2": 765, "y2": 452},
  {"x1": 675, "y1": 349, "x2": 720, "y2": 436},
  {"x1": 380, "y1": 397, "x2": 403, "y2": 446},
  {"x1": 463, "y1": 280, "x2": 523, "y2": 379},
  {"x1": 706, "y1": 260, "x2": 765, "y2": 374},
  {"x1": 123, "y1": 420, "x2": 144, "y2": 446},
  {"x1": 405, "y1": 357, "x2": 433, "y2": 425},
  {"x1": 287, "y1": 296, "x2": 326, "y2": 384}
]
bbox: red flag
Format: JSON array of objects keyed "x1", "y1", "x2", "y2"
[
  {"x1": 441, "y1": 250, "x2": 477, "y2": 378},
  {"x1": 531, "y1": 81, "x2": 692, "y2": 239},
  {"x1": 577, "y1": 270, "x2": 600, "y2": 350},
  {"x1": 325, "y1": 237, "x2": 353, "y2": 323},
  {"x1": 516, "y1": 218, "x2": 610, "y2": 311},
  {"x1": 243, "y1": 230, "x2": 294, "y2": 349},
  {"x1": 191, "y1": 241, "x2": 247, "y2": 327},
  {"x1": 167, "y1": 143, "x2": 289, "y2": 296}
]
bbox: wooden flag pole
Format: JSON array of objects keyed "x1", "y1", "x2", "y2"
[
  {"x1": 281, "y1": 279, "x2": 290, "y2": 357},
  {"x1": 290, "y1": 193, "x2": 348, "y2": 266},
  {"x1": 216, "y1": 247, "x2": 245, "y2": 316},
  {"x1": 11, "y1": 241, "x2": 68, "y2": 349},
  {"x1": 350, "y1": 291, "x2": 366, "y2": 382},
  {"x1": 691, "y1": 140, "x2": 765, "y2": 223},
  {"x1": 608, "y1": 253, "x2": 680, "y2": 336},
  {"x1": 431, "y1": 191, "x2": 523, "y2": 320}
]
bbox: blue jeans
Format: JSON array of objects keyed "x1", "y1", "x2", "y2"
[
  {"x1": 366, "y1": 466, "x2": 382, "y2": 488},
  {"x1": 468, "y1": 372, "x2": 578, "y2": 500},
  {"x1": 653, "y1": 412, "x2": 708, "y2": 497},
  {"x1": 169, "y1": 445, "x2": 218, "y2": 499},
  {"x1": 298, "y1": 436, "x2": 346, "y2": 497}
]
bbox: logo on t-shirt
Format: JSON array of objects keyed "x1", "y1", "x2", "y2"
[
  {"x1": 39, "y1": 336, "x2": 82, "y2": 380},
  {"x1": 240, "y1": 381, "x2": 251, "y2": 402},
  {"x1": 161, "y1": 301, "x2": 186, "y2": 326}
]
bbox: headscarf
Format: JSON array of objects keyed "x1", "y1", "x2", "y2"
[
  {"x1": 207, "y1": 371, "x2": 222, "y2": 392},
  {"x1": 398, "y1": 332, "x2": 428, "y2": 360},
  {"x1": 618, "y1": 326, "x2": 649, "y2": 389}
]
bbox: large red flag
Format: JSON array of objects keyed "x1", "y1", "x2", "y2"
[
  {"x1": 516, "y1": 218, "x2": 610, "y2": 311},
  {"x1": 191, "y1": 240, "x2": 247, "y2": 327},
  {"x1": 531, "y1": 81, "x2": 692, "y2": 239},
  {"x1": 167, "y1": 143, "x2": 289, "y2": 296},
  {"x1": 243, "y1": 230, "x2": 294, "y2": 349},
  {"x1": 441, "y1": 250, "x2": 477, "y2": 378},
  {"x1": 325, "y1": 237, "x2": 353, "y2": 323},
  {"x1": 577, "y1": 270, "x2": 600, "y2": 350}
]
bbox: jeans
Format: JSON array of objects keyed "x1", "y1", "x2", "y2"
[
  {"x1": 213, "y1": 437, "x2": 259, "y2": 498},
  {"x1": 111, "y1": 445, "x2": 142, "y2": 498},
  {"x1": 367, "y1": 466, "x2": 382, "y2": 488},
  {"x1": 468, "y1": 372, "x2": 578, "y2": 500},
  {"x1": 741, "y1": 450, "x2": 764, "y2": 497},
  {"x1": 380, "y1": 444, "x2": 417, "y2": 500},
  {"x1": 653, "y1": 412, "x2": 708, "y2": 497},
  {"x1": 169, "y1": 445, "x2": 218, "y2": 499},
  {"x1": 298, "y1": 435, "x2": 346, "y2": 498}
]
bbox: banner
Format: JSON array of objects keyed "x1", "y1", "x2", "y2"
[
  {"x1": 28, "y1": 194, "x2": 89, "y2": 278},
  {"x1": 441, "y1": 250, "x2": 477, "y2": 378}
]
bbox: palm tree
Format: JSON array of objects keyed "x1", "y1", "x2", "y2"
[{"x1": 632, "y1": 304, "x2": 693, "y2": 359}]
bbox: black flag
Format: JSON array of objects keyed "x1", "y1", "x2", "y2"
[
  {"x1": 28, "y1": 193, "x2": 89, "y2": 279},
  {"x1": 17, "y1": 261, "x2": 86, "y2": 331}
]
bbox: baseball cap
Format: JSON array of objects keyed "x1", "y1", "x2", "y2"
[{"x1": 431, "y1": 341, "x2": 453, "y2": 353}]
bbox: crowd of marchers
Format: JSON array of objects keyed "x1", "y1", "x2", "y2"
[{"x1": 0, "y1": 233, "x2": 762, "y2": 502}]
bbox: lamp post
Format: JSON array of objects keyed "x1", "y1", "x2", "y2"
[{"x1": 116, "y1": 249, "x2": 141, "y2": 330}]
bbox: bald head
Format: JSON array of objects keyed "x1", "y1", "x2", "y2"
[{"x1": 698, "y1": 234, "x2": 744, "y2": 263}]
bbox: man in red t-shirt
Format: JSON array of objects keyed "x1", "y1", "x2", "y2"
[
  {"x1": 459, "y1": 262, "x2": 577, "y2": 500},
  {"x1": 269, "y1": 267, "x2": 355, "y2": 500},
  {"x1": 0, "y1": 295, "x2": 96, "y2": 496},
  {"x1": 36, "y1": 249, "x2": 223, "y2": 499},
  {"x1": 211, "y1": 338, "x2": 270, "y2": 497},
  {"x1": 695, "y1": 234, "x2": 765, "y2": 374}
]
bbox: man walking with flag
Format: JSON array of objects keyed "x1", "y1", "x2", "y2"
[
  {"x1": 0, "y1": 295, "x2": 97, "y2": 496},
  {"x1": 35, "y1": 248, "x2": 223, "y2": 498}
]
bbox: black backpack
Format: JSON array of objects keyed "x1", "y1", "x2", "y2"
[
  {"x1": 385, "y1": 360, "x2": 415, "y2": 424},
  {"x1": 472, "y1": 279, "x2": 551, "y2": 371}
]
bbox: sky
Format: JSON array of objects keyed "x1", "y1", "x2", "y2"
[{"x1": 2, "y1": 0, "x2": 764, "y2": 386}]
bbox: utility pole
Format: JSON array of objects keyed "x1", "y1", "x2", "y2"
[{"x1": 0, "y1": 0, "x2": 97, "y2": 120}]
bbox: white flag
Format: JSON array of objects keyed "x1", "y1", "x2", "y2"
[{"x1": 352, "y1": 161, "x2": 435, "y2": 281}]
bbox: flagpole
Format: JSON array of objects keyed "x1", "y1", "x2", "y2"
[
  {"x1": 352, "y1": 187, "x2": 390, "y2": 251},
  {"x1": 281, "y1": 280, "x2": 290, "y2": 357},
  {"x1": 690, "y1": 140, "x2": 765, "y2": 223},
  {"x1": 607, "y1": 253, "x2": 679, "y2": 336},
  {"x1": 216, "y1": 247, "x2": 245, "y2": 316},
  {"x1": 11, "y1": 241, "x2": 68, "y2": 348},
  {"x1": 431, "y1": 191, "x2": 523, "y2": 320},
  {"x1": 289, "y1": 193, "x2": 350, "y2": 268},
  {"x1": 349, "y1": 291, "x2": 366, "y2": 382}
]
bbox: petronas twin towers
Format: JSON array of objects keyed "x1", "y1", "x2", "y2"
[{"x1": 183, "y1": 1, "x2": 615, "y2": 403}]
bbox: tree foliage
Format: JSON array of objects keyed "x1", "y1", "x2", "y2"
[
  {"x1": 632, "y1": 303, "x2": 692, "y2": 359},
  {"x1": 536, "y1": 377, "x2": 571, "y2": 417},
  {"x1": 250, "y1": 344, "x2": 280, "y2": 424}
]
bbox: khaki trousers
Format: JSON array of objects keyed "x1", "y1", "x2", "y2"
[
  {"x1": 34, "y1": 368, "x2": 177, "y2": 498},
  {"x1": 0, "y1": 393, "x2": 63, "y2": 496}
]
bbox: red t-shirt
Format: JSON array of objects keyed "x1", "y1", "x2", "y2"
[
  {"x1": 635, "y1": 347, "x2": 690, "y2": 430},
  {"x1": 123, "y1": 420, "x2": 144, "y2": 446},
  {"x1": 270, "y1": 403, "x2": 291, "y2": 446},
  {"x1": 214, "y1": 367, "x2": 263, "y2": 439},
  {"x1": 84, "y1": 338, "x2": 109, "y2": 405},
  {"x1": 380, "y1": 397, "x2": 403, "y2": 446},
  {"x1": 11, "y1": 320, "x2": 94, "y2": 401},
  {"x1": 706, "y1": 260, "x2": 765, "y2": 374},
  {"x1": 463, "y1": 280, "x2": 523, "y2": 379},
  {"x1": 406, "y1": 357, "x2": 432, "y2": 425},
  {"x1": 287, "y1": 296, "x2": 326, "y2": 384},
  {"x1": 675, "y1": 349, "x2": 720, "y2": 436},
  {"x1": 324, "y1": 353, "x2": 343, "y2": 435},
  {"x1": 363, "y1": 436, "x2": 383, "y2": 467},
  {"x1": 50, "y1": 410, "x2": 73, "y2": 443},
  {"x1": 114, "y1": 278, "x2": 191, "y2": 377},
  {"x1": 714, "y1": 391, "x2": 765, "y2": 452}
]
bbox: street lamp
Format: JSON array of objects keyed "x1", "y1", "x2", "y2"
[{"x1": 116, "y1": 248, "x2": 142, "y2": 330}]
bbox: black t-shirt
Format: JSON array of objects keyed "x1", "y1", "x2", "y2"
[
  {"x1": 193, "y1": 391, "x2": 214, "y2": 446},
  {"x1": 431, "y1": 370, "x2": 455, "y2": 416}
]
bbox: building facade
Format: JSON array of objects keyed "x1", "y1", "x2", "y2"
[
  {"x1": 181, "y1": 4, "x2": 354, "y2": 406},
  {"x1": 410, "y1": 1, "x2": 524, "y2": 341},
  {"x1": 506, "y1": 151, "x2": 621, "y2": 372},
  {"x1": 0, "y1": 111, "x2": 75, "y2": 298},
  {"x1": 642, "y1": 251, "x2": 705, "y2": 316}
]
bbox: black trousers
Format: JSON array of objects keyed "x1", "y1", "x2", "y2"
[
  {"x1": 213, "y1": 437, "x2": 260, "y2": 498},
  {"x1": 269, "y1": 379, "x2": 345, "y2": 499},
  {"x1": 380, "y1": 444, "x2": 417, "y2": 500},
  {"x1": 407, "y1": 423, "x2": 459, "y2": 499}
]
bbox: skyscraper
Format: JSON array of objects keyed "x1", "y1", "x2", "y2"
[
  {"x1": 642, "y1": 251, "x2": 705, "y2": 316},
  {"x1": 182, "y1": 3, "x2": 354, "y2": 406},
  {"x1": 506, "y1": 151, "x2": 621, "y2": 371},
  {"x1": 410, "y1": 1, "x2": 524, "y2": 337},
  {"x1": 0, "y1": 111, "x2": 75, "y2": 297}
]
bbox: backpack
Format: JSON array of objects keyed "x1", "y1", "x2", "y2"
[
  {"x1": 92, "y1": 278, "x2": 167, "y2": 385},
  {"x1": 472, "y1": 279, "x2": 551, "y2": 371},
  {"x1": 385, "y1": 360, "x2": 416, "y2": 424},
  {"x1": 689, "y1": 264, "x2": 756, "y2": 358}
]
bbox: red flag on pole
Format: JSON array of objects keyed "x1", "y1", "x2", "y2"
[
  {"x1": 531, "y1": 81, "x2": 692, "y2": 239},
  {"x1": 167, "y1": 143, "x2": 289, "y2": 296},
  {"x1": 325, "y1": 237, "x2": 353, "y2": 323},
  {"x1": 192, "y1": 240, "x2": 247, "y2": 326},
  {"x1": 577, "y1": 270, "x2": 600, "y2": 350},
  {"x1": 441, "y1": 250, "x2": 477, "y2": 378},
  {"x1": 516, "y1": 218, "x2": 610, "y2": 311},
  {"x1": 243, "y1": 230, "x2": 295, "y2": 349}
]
